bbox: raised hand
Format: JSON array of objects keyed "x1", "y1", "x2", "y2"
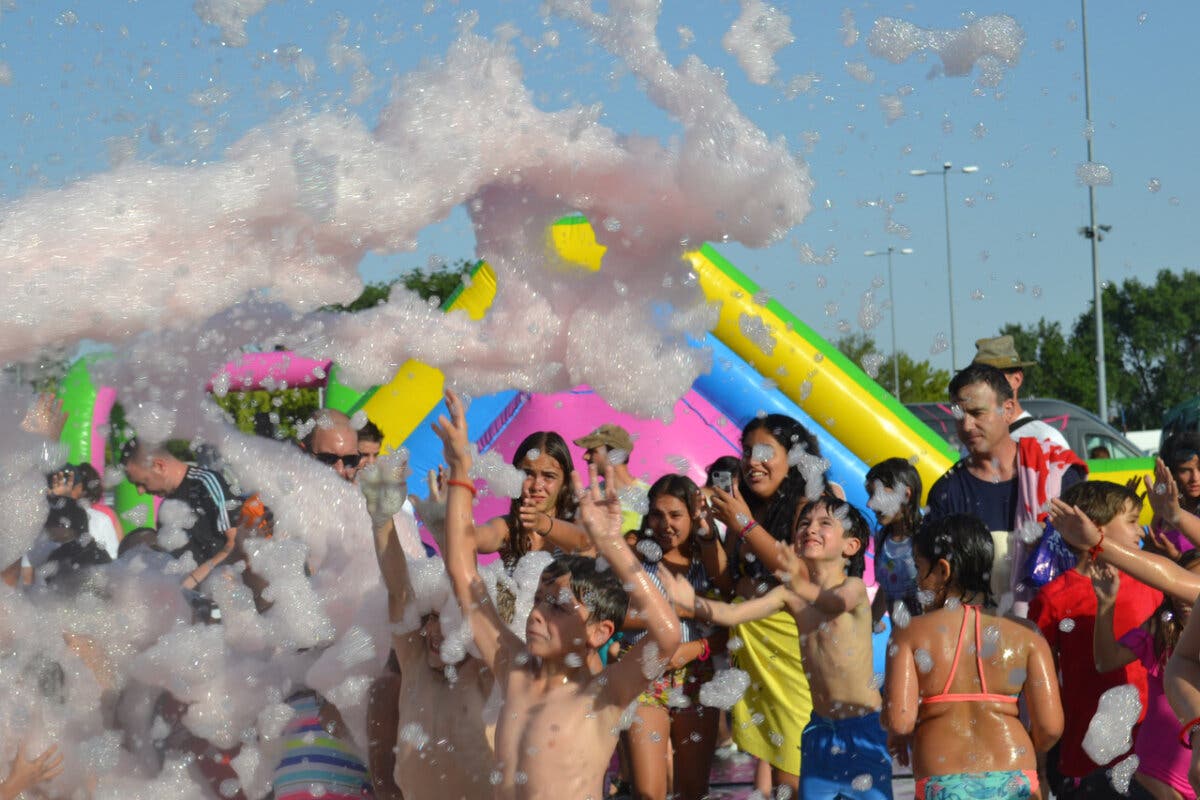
[
  {"x1": 1146, "y1": 525, "x2": 1183, "y2": 561},
  {"x1": 574, "y1": 463, "x2": 622, "y2": 541},
  {"x1": 1145, "y1": 458, "x2": 1183, "y2": 526},
  {"x1": 430, "y1": 390, "x2": 472, "y2": 470},
  {"x1": 1047, "y1": 498, "x2": 1102, "y2": 549},
  {"x1": 0, "y1": 742, "x2": 64, "y2": 800},
  {"x1": 518, "y1": 499, "x2": 552, "y2": 537},
  {"x1": 1089, "y1": 564, "x2": 1120, "y2": 608},
  {"x1": 47, "y1": 469, "x2": 78, "y2": 498},
  {"x1": 409, "y1": 467, "x2": 448, "y2": 532},
  {"x1": 774, "y1": 540, "x2": 805, "y2": 591},
  {"x1": 20, "y1": 394, "x2": 67, "y2": 439},
  {"x1": 658, "y1": 567, "x2": 698, "y2": 616},
  {"x1": 360, "y1": 452, "x2": 410, "y2": 528},
  {"x1": 707, "y1": 478, "x2": 754, "y2": 534}
]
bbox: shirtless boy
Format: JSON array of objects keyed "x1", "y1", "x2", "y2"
[
  {"x1": 372, "y1": 509, "x2": 496, "y2": 800},
  {"x1": 434, "y1": 389, "x2": 682, "y2": 800},
  {"x1": 672, "y1": 495, "x2": 891, "y2": 799}
]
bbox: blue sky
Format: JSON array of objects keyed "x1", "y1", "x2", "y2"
[{"x1": 1, "y1": 1, "x2": 1195, "y2": 375}]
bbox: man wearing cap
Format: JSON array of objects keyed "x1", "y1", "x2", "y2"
[
  {"x1": 574, "y1": 424, "x2": 649, "y2": 533},
  {"x1": 972, "y1": 335, "x2": 1070, "y2": 451}
]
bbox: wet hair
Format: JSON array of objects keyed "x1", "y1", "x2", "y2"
[
  {"x1": 948, "y1": 363, "x2": 1013, "y2": 403},
  {"x1": 118, "y1": 527, "x2": 160, "y2": 557},
  {"x1": 704, "y1": 456, "x2": 741, "y2": 487},
  {"x1": 913, "y1": 514, "x2": 995, "y2": 608},
  {"x1": 1059, "y1": 480, "x2": 1142, "y2": 535},
  {"x1": 118, "y1": 437, "x2": 144, "y2": 466},
  {"x1": 1163, "y1": 432, "x2": 1200, "y2": 469},
  {"x1": 540, "y1": 554, "x2": 629, "y2": 631},
  {"x1": 74, "y1": 462, "x2": 104, "y2": 503},
  {"x1": 800, "y1": 495, "x2": 871, "y2": 578},
  {"x1": 865, "y1": 457, "x2": 923, "y2": 542},
  {"x1": 740, "y1": 414, "x2": 825, "y2": 542},
  {"x1": 357, "y1": 420, "x2": 383, "y2": 445},
  {"x1": 502, "y1": 431, "x2": 578, "y2": 563},
  {"x1": 1149, "y1": 549, "x2": 1200, "y2": 668}
]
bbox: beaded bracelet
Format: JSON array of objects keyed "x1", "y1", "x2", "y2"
[{"x1": 446, "y1": 479, "x2": 477, "y2": 497}]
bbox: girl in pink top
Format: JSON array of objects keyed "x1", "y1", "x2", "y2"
[{"x1": 1092, "y1": 549, "x2": 1200, "y2": 800}]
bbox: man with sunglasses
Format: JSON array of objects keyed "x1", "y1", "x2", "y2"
[{"x1": 300, "y1": 408, "x2": 363, "y2": 482}]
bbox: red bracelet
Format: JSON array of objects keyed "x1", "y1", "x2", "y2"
[
  {"x1": 446, "y1": 479, "x2": 477, "y2": 497},
  {"x1": 1180, "y1": 716, "x2": 1200, "y2": 749},
  {"x1": 697, "y1": 638, "x2": 711, "y2": 662},
  {"x1": 1087, "y1": 532, "x2": 1105, "y2": 560},
  {"x1": 738, "y1": 520, "x2": 758, "y2": 540}
]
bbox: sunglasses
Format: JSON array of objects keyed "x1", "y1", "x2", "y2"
[{"x1": 312, "y1": 451, "x2": 362, "y2": 469}]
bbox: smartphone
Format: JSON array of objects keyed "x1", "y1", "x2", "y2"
[{"x1": 712, "y1": 470, "x2": 733, "y2": 493}]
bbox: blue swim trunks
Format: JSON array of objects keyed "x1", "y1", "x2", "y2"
[
  {"x1": 915, "y1": 769, "x2": 1036, "y2": 799},
  {"x1": 800, "y1": 711, "x2": 892, "y2": 800}
]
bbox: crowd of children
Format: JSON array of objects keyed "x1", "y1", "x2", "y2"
[
  {"x1": 14, "y1": 361, "x2": 1200, "y2": 800},
  {"x1": 416, "y1": 371, "x2": 1200, "y2": 800},
  {"x1": 373, "y1": 380, "x2": 1200, "y2": 800}
]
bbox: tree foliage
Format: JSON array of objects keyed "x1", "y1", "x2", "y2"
[
  {"x1": 210, "y1": 388, "x2": 320, "y2": 440},
  {"x1": 1002, "y1": 269, "x2": 1200, "y2": 429},
  {"x1": 834, "y1": 333, "x2": 951, "y2": 403},
  {"x1": 321, "y1": 259, "x2": 477, "y2": 313}
]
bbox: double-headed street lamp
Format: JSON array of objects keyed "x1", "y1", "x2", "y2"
[
  {"x1": 864, "y1": 246, "x2": 913, "y2": 401},
  {"x1": 910, "y1": 163, "x2": 979, "y2": 369}
]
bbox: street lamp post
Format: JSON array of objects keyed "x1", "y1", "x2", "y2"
[
  {"x1": 865, "y1": 246, "x2": 913, "y2": 401},
  {"x1": 910, "y1": 163, "x2": 978, "y2": 369},
  {"x1": 1080, "y1": 0, "x2": 1108, "y2": 422}
]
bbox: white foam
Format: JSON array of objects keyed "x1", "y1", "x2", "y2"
[
  {"x1": 1082, "y1": 684, "x2": 1141, "y2": 765},
  {"x1": 194, "y1": 0, "x2": 274, "y2": 46},
  {"x1": 722, "y1": 0, "x2": 794, "y2": 85},
  {"x1": 867, "y1": 15, "x2": 1025, "y2": 88}
]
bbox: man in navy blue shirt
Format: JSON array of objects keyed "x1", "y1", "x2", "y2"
[{"x1": 925, "y1": 363, "x2": 1085, "y2": 613}]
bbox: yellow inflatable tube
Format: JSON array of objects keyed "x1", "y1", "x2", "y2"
[
  {"x1": 683, "y1": 245, "x2": 959, "y2": 497},
  {"x1": 358, "y1": 261, "x2": 498, "y2": 451}
]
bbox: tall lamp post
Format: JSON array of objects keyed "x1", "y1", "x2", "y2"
[
  {"x1": 1080, "y1": 0, "x2": 1108, "y2": 422},
  {"x1": 865, "y1": 246, "x2": 913, "y2": 401},
  {"x1": 910, "y1": 163, "x2": 978, "y2": 369}
]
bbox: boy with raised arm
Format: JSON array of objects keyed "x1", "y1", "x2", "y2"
[
  {"x1": 365, "y1": 463, "x2": 496, "y2": 800},
  {"x1": 671, "y1": 495, "x2": 891, "y2": 799},
  {"x1": 434, "y1": 389, "x2": 682, "y2": 800}
]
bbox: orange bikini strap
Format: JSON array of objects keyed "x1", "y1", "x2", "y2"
[{"x1": 941, "y1": 605, "x2": 971, "y2": 696}]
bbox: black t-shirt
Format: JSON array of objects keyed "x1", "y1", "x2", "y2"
[
  {"x1": 165, "y1": 466, "x2": 235, "y2": 563},
  {"x1": 926, "y1": 459, "x2": 1086, "y2": 531}
]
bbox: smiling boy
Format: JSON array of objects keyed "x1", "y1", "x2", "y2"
[
  {"x1": 672, "y1": 495, "x2": 891, "y2": 799},
  {"x1": 434, "y1": 389, "x2": 681, "y2": 800}
]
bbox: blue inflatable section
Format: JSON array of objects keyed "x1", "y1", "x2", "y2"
[{"x1": 403, "y1": 389, "x2": 520, "y2": 499}]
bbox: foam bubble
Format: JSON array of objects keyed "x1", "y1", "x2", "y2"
[
  {"x1": 699, "y1": 668, "x2": 751, "y2": 709},
  {"x1": 867, "y1": 15, "x2": 1025, "y2": 88},
  {"x1": 722, "y1": 0, "x2": 794, "y2": 85}
]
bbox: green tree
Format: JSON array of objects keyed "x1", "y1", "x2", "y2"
[
  {"x1": 210, "y1": 387, "x2": 321, "y2": 439},
  {"x1": 321, "y1": 259, "x2": 477, "y2": 313},
  {"x1": 1001, "y1": 269, "x2": 1200, "y2": 430},
  {"x1": 999, "y1": 319, "x2": 1094, "y2": 407},
  {"x1": 834, "y1": 333, "x2": 951, "y2": 403}
]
